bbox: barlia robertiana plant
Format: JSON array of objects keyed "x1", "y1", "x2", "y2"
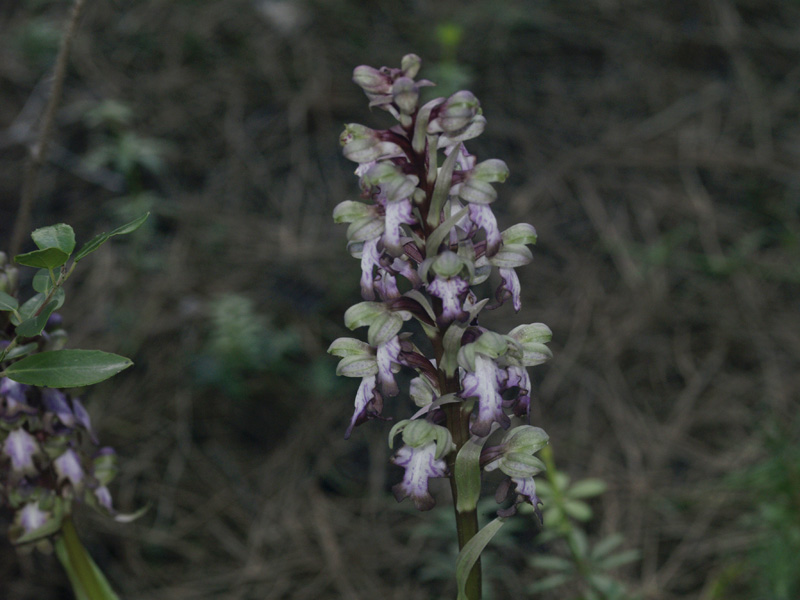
[
  {"x1": 1, "y1": 216, "x2": 147, "y2": 599},
  {"x1": 328, "y1": 55, "x2": 553, "y2": 599}
]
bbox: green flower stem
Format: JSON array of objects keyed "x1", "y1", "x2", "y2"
[
  {"x1": 441, "y1": 369, "x2": 481, "y2": 599},
  {"x1": 57, "y1": 515, "x2": 107, "y2": 600}
]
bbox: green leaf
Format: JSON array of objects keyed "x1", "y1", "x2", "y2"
[
  {"x1": 32, "y1": 269, "x2": 56, "y2": 294},
  {"x1": 74, "y1": 213, "x2": 150, "y2": 262},
  {"x1": 0, "y1": 291, "x2": 18, "y2": 311},
  {"x1": 4, "y1": 349, "x2": 133, "y2": 387},
  {"x1": 427, "y1": 142, "x2": 462, "y2": 228},
  {"x1": 591, "y1": 533, "x2": 624, "y2": 560},
  {"x1": 567, "y1": 478, "x2": 608, "y2": 499},
  {"x1": 32, "y1": 223, "x2": 76, "y2": 254},
  {"x1": 529, "y1": 554, "x2": 574, "y2": 572},
  {"x1": 4, "y1": 342, "x2": 38, "y2": 361},
  {"x1": 456, "y1": 517, "x2": 505, "y2": 600},
  {"x1": 527, "y1": 572, "x2": 572, "y2": 593},
  {"x1": 56, "y1": 518, "x2": 120, "y2": 600},
  {"x1": 454, "y1": 434, "x2": 488, "y2": 513},
  {"x1": 15, "y1": 247, "x2": 70, "y2": 269},
  {"x1": 563, "y1": 499, "x2": 593, "y2": 522},
  {"x1": 598, "y1": 549, "x2": 640, "y2": 570},
  {"x1": 15, "y1": 301, "x2": 57, "y2": 338}
]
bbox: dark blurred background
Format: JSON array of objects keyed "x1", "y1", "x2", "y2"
[{"x1": 1, "y1": 0, "x2": 799, "y2": 598}]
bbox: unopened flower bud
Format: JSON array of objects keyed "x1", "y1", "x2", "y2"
[
  {"x1": 340, "y1": 124, "x2": 403, "y2": 164},
  {"x1": 401, "y1": 53, "x2": 422, "y2": 79},
  {"x1": 393, "y1": 77, "x2": 419, "y2": 115},
  {"x1": 352, "y1": 65, "x2": 392, "y2": 96},
  {"x1": 431, "y1": 91, "x2": 480, "y2": 135}
]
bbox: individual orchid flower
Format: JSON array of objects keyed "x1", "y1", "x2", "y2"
[
  {"x1": 389, "y1": 420, "x2": 454, "y2": 511},
  {"x1": 54, "y1": 448, "x2": 85, "y2": 488},
  {"x1": 4, "y1": 428, "x2": 40, "y2": 476},
  {"x1": 383, "y1": 198, "x2": 416, "y2": 255},
  {"x1": 461, "y1": 354, "x2": 510, "y2": 437}
]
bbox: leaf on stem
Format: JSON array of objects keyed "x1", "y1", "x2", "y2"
[
  {"x1": 74, "y1": 213, "x2": 150, "y2": 262},
  {"x1": 455, "y1": 516, "x2": 505, "y2": 600},
  {"x1": 4, "y1": 349, "x2": 133, "y2": 387}
]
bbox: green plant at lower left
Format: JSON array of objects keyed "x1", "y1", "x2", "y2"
[{"x1": 1, "y1": 216, "x2": 148, "y2": 599}]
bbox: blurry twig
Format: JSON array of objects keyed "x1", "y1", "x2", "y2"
[{"x1": 10, "y1": 0, "x2": 88, "y2": 257}]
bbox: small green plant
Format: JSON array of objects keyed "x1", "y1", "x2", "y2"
[
  {"x1": 528, "y1": 446, "x2": 640, "y2": 600},
  {"x1": 1, "y1": 216, "x2": 148, "y2": 599},
  {"x1": 715, "y1": 421, "x2": 800, "y2": 600}
]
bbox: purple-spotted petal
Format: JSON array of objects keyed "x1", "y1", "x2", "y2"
[
  {"x1": 4, "y1": 428, "x2": 39, "y2": 475},
  {"x1": 94, "y1": 486, "x2": 114, "y2": 512},
  {"x1": 0, "y1": 378, "x2": 35, "y2": 422},
  {"x1": 42, "y1": 389, "x2": 76, "y2": 429},
  {"x1": 71, "y1": 398, "x2": 98, "y2": 444},
  {"x1": 360, "y1": 237, "x2": 381, "y2": 300},
  {"x1": 512, "y1": 476, "x2": 541, "y2": 508},
  {"x1": 469, "y1": 204, "x2": 502, "y2": 257},
  {"x1": 376, "y1": 336, "x2": 401, "y2": 397},
  {"x1": 391, "y1": 441, "x2": 448, "y2": 510},
  {"x1": 383, "y1": 198, "x2": 416, "y2": 255},
  {"x1": 375, "y1": 268, "x2": 401, "y2": 300},
  {"x1": 390, "y1": 257, "x2": 421, "y2": 288},
  {"x1": 426, "y1": 276, "x2": 469, "y2": 323},
  {"x1": 461, "y1": 354, "x2": 509, "y2": 437},
  {"x1": 497, "y1": 268, "x2": 522, "y2": 312},
  {"x1": 54, "y1": 448, "x2": 84, "y2": 487},
  {"x1": 345, "y1": 375, "x2": 380, "y2": 439}
]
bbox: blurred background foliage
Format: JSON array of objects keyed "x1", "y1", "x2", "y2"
[{"x1": 1, "y1": 0, "x2": 799, "y2": 598}]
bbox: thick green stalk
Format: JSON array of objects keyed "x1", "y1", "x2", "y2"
[{"x1": 58, "y1": 515, "x2": 106, "y2": 600}]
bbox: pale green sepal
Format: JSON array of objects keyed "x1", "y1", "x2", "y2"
[
  {"x1": 431, "y1": 250, "x2": 463, "y2": 279},
  {"x1": 32, "y1": 223, "x2": 76, "y2": 254},
  {"x1": 458, "y1": 178, "x2": 497, "y2": 204},
  {"x1": 499, "y1": 453, "x2": 547, "y2": 478},
  {"x1": 427, "y1": 142, "x2": 462, "y2": 228},
  {"x1": 344, "y1": 302, "x2": 386, "y2": 330},
  {"x1": 454, "y1": 434, "x2": 491, "y2": 513},
  {"x1": 336, "y1": 355, "x2": 378, "y2": 378},
  {"x1": 327, "y1": 337, "x2": 372, "y2": 358},
  {"x1": 502, "y1": 223, "x2": 538, "y2": 246},
  {"x1": 488, "y1": 244, "x2": 533, "y2": 268},
  {"x1": 426, "y1": 205, "x2": 469, "y2": 256},
  {"x1": 508, "y1": 322, "x2": 552, "y2": 345},
  {"x1": 413, "y1": 98, "x2": 445, "y2": 154},
  {"x1": 367, "y1": 312, "x2": 403, "y2": 347},
  {"x1": 441, "y1": 322, "x2": 465, "y2": 377},
  {"x1": 472, "y1": 159, "x2": 509, "y2": 183},
  {"x1": 333, "y1": 200, "x2": 372, "y2": 224},
  {"x1": 346, "y1": 215, "x2": 384, "y2": 242},
  {"x1": 456, "y1": 517, "x2": 506, "y2": 600},
  {"x1": 473, "y1": 331, "x2": 508, "y2": 358}
]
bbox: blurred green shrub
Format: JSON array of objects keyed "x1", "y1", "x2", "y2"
[
  {"x1": 716, "y1": 422, "x2": 800, "y2": 600},
  {"x1": 527, "y1": 446, "x2": 640, "y2": 600},
  {"x1": 194, "y1": 293, "x2": 301, "y2": 398}
]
